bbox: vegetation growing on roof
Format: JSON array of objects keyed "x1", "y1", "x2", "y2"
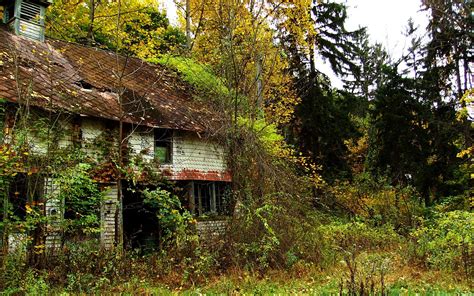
[{"x1": 149, "y1": 55, "x2": 231, "y2": 100}]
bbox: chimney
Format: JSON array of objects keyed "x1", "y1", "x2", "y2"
[{"x1": 1, "y1": 0, "x2": 52, "y2": 41}]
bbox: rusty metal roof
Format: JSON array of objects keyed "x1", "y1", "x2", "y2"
[{"x1": 0, "y1": 26, "x2": 219, "y2": 132}]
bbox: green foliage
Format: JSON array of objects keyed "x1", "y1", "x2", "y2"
[
  {"x1": 1, "y1": 268, "x2": 49, "y2": 295},
  {"x1": 0, "y1": 98, "x2": 5, "y2": 141},
  {"x1": 318, "y1": 221, "x2": 400, "y2": 267},
  {"x1": 237, "y1": 117, "x2": 284, "y2": 156},
  {"x1": 339, "y1": 252, "x2": 391, "y2": 295},
  {"x1": 55, "y1": 163, "x2": 102, "y2": 237},
  {"x1": 367, "y1": 65, "x2": 462, "y2": 205},
  {"x1": 290, "y1": 74, "x2": 357, "y2": 180},
  {"x1": 46, "y1": 0, "x2": 185, "y2": 58},
  {"x1": 410, "y1": 210, "x2": 473, "y2": 277},
  {"x1": 142, "y1": 188, "x2": 193, "y2": 244},
  {"x1": 123, "y1": 8, "x2": 186, "y2": 55},
  {"x1": 237, "y1": 200, "x2": 282, "y2": 270},
  {"x1": 149, "y1": 55, "x2": 231, "y2": 100},
  {"x1": 325, "y1": 173, "x2": 423, "y2": 232}
]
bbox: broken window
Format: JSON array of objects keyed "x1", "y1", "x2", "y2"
[
  {"x1": 154, "y1": 128, "x2": 172, "y2": 164},
  {"x1": 191, "y1": 181, "x2": 231, "y2": 217}
]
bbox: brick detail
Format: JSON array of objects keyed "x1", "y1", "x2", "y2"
[
  {"x1": 101, "y1": 185, "x2": 118, "y2": 250},
  {"x1": 196, "y1": 219, "x2": 227, "y2": 240},
  {"x1": 44, "y1": 177, "x2": 62, "y2": 252}
]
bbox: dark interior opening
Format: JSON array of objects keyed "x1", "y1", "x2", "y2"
[
  {"x1": 123, "y1": 183, "x2": 159, "y2": 252},
  {"x1": 6, "y1": 173, "x2": 44, "y2": 220},
  {"x1": 122, "y1": 181, "x2": 187, "y2": 252},
  {"x1": 74, "y1": 80, "x2": 94, "y2": 90},
  {"x1": 1, "y1": 174, "x2": 44, "y2": 249},
  {"x1": 5, "y1": 3, "x2": 15, "y2": 23}
]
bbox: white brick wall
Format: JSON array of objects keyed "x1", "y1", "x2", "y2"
[
  {"x1": 172, "y1": 131, "x2": 227, "y2": 174},
  {"x1": 196, "y1": 219, "x2": 227, "y2": 240},
  {"x1": 44, "y1": 177, "x2": 62, "y2": 252},
  {"x1": 101, "y1": 185, "x2": 118, "y2": 250},
  {"x1": 128, "y1": 127, "x2": 154, "y2": 162}
]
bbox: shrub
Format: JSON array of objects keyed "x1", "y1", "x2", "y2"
[
  {"x1": 226, "y1": 190, "x2": 327, "y2": 271},
  {"x1": 55, "y1": 163, "x2": 103, "y2": 238},
  {"x1": 324, "y1": 175, "x2": 423, "y2": 233},
  {"x1": 338, "y1": 252, "x2": 392, "y2": 295},
  {"x1": 142, "y1": 187, "x2": 194, "y2": 246},
  {"x1": 410, "y1": 210, "x2": 473, "y2": 277},
  {"x1": 317, "y1": 221, "x2": 401, "y2": 267}
]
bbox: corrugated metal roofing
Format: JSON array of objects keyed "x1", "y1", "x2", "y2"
[{"x1": 0, "y1": 26, "x2": 220, "y2": 132}]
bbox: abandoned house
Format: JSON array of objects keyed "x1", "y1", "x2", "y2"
[{"x1": 0, "y1": 0, "x2": 231, "y2": 253}]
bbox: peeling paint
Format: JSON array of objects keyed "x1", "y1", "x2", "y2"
[{"x1": 164, "y1": 168, "x2": 232, "y2": 182}]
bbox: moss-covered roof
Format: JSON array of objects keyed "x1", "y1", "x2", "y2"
[{"x1": 0, "y1": 26, "x2": 220, "y2": 132}]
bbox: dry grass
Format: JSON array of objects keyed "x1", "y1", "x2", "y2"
[{"x1": 105, "y1": 252, "x2": 472, "y2": 295}]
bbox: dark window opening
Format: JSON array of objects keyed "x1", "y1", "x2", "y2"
[
  {"x1": 154, "y1": 128, "x2": 172, "y2": 164},
  {"x1": 191, "y1": 181, "x2": 231, "y2": 217},
  {"x1": 4, "y1": 3, "x2": 15, "y2": 23},
  {"x1": 4, "y1": 174, "x2": 44, "y2": 221}
]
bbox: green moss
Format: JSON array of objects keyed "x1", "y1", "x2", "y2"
[{"x1": 148, "y1": 55, "x2": 230, "y2": 99}]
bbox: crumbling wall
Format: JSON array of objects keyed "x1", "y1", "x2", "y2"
[
  {"x1": 196, "y1": 219, "x2": 227, "y2": 240},
  {"x1": 101, "y1": 185, "x2": 118, "y2": 250}
]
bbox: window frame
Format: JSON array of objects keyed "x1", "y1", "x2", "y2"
[
  {"x1": 154, "y1": 128, "x2": 172, "y2": 165},
  {"x1": 190, "y1": 181, "x2": 231, "y2": 217}
]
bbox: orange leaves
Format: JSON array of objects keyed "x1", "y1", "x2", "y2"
[
  {"x1": 0, "y1": 144, "x2": 27, "y2": 176},
  {"x1": 183, "y1": 0, "x2": 304, "y2": 125}
]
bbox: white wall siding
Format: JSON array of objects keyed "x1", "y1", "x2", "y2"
[
  {"x1": 81, "y1": 118, "x2": 104, "y2": 155},
  {"x1": 57, "y1": 121, "x2": 74, "y2": 149},
  {"x1": 101, "y1": 185, "x2": 118, "y2": 250},
  {"x1": 28, "y1": 119, "x2": 74, "y2": 154},
  {"x1": 172, "y1": 131, "x2": 227, "y2": 174},
  {"x1": 28, "y1": 131, "x2": 48, "y2": 154},
  {"x1": 128, "y1": 127, "x2": 154, "y2": 162}
]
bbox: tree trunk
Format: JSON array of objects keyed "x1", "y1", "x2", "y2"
[
  {"x1": 185, "y1": 0, "x2": 191, "y2": 51},
  {"x1": 87, "y1": 0, "x2": 95, "y2": 45}
]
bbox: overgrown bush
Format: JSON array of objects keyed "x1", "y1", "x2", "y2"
[
  {"x1": 142, "y1": 187, "x2": 193, "y2": 245},
  {"x1": 324, "y1": 174, "x2": 423, "y2": 233},
  {"x1": 142, "y1": 187, "x2": 222, "y2": 283},
  {"x1": 317, "y1": 221, "x2": 401, "y2": 268},
  {"x1": 410, "y1": 210, "x2": 473, "y2": 278},
  {"x1": 338, "y1": 252, "x2": 391, "y2": 295},
  {"x1": 56, "y1": 163, "x2": 103, "y2": 239}
]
